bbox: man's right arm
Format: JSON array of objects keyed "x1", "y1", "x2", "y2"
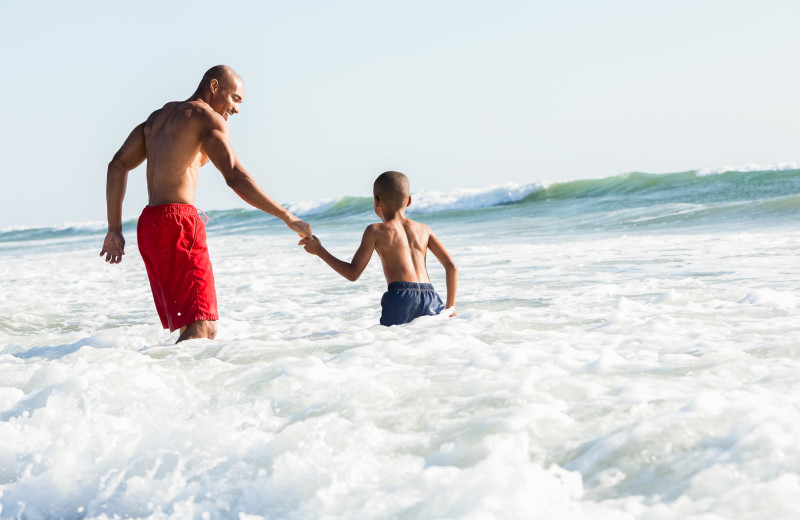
[
  {"x1": 201, "y1": 118, "x2": 311, "y2": 238},
  {"x1": 101, "y1": 123, "x2": 146, "y2": 264}
]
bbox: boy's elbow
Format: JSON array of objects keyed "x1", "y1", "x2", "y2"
[{"x1": 343, "y1": 266, "x2": 364, "y2": 282}]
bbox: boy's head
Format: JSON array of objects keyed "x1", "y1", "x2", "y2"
[{"x1": 373, "y1": 171, "x2": 410, "y2": 211}]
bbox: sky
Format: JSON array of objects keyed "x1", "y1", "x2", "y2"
[{"x1": 1, "y1": 0, "x2": 799, "y2": 228}]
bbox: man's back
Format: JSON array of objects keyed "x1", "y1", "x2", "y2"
[
  {"x1": 371, "y1": 217, "x2": 433, "y2": 284},
  {"x1": 143, "y1": 101, "x2": 212, "y2": 206}
]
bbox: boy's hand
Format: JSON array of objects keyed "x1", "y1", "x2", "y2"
[{"x1": 298, "y1": 235, "x2": 323, "y2": 255}]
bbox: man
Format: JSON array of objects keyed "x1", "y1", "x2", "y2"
[{"x1": 100, "y1": 65, "x2": 311, "y2": 343}]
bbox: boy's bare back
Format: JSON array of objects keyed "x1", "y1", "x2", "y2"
[
  {"x1": 369, "y1": 217, "x2": 435, "y2": 284},
  {"x1": 300, "y1": 170, "x2": 457, "y2": 317}
]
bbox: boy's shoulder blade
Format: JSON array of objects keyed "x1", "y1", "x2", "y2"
[
  {"x1": 366, "y1": 220, "x2": 401, "y2": 239},
  {"x1": 405, "y1": 218, "x2": 431, "y2": 233}
]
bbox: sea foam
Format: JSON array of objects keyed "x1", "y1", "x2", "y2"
[
  {"x1": 2, "y1": 175, "x2": 800, "y2": 518},
  {"x1": 696, "y1": 161, "x2": 800, "y2": 176}
]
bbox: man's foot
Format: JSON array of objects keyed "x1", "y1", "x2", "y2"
[{"x1": 177, "y1": 320, "x2": 218, "y2": 343}]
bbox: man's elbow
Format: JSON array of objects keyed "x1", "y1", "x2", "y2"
[
  {"x1": 224, "y1": 170, "x2": 250, "y2": 191},
  {"x1": 224, "y1": 174, "x2": 239, "y2": 190},
  {"x1": 107, "y1": 157, "x2": 131, "y2": 177}
]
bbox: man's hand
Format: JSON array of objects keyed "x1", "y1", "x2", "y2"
[
  {"x1": 100, "y1": 231, "x2": 126, "y2": 264},
  {"x1": 298, "y1": 235, "x2": 323, "y2": 256},
  {"x1": 286, "y1": 217, "x2": 312, "y2": 238}
]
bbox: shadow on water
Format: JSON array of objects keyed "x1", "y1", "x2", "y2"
[
  {"x1": 1, "y1": 338, "x2": 110, "y2": 422},
  {"x1": 466, "y1": 298, "x2": 549, "y2": 312},
  {"x1": 0, "y1": 385, "x2": 63, "y2": 422},
  {"x1": 12, "y1": 342, "x2": 84, "y2": 361},
  {"x1": 10, "y1": 336, "x2": 113, "y2": 361}
]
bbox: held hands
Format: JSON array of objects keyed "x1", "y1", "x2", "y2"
[
  {"x1": 100, "y1": 231, "x2": 125, "y2": 264},
  {"x1": 298, "y1": 235, "x2": 323, "y2": 256},
  {"x1": 286, "y1": 216, "x2": 312, "y2": 239}
]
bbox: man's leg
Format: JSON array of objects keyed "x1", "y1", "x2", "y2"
[{"x1": 177, "y1": 320, "x2": 218, "y2": 343}]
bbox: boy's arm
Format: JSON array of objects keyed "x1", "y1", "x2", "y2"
[
  {"x1": 427, "y1": 231, "x2": 458, "y2": 315},
  {"x1": 300, "y1": 227, "x2": 377, "y2": 282}
]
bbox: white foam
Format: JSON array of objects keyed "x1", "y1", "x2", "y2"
[
  {"x1": 0, "y1": 220, "x2": 108, "y2": 235},
  {"x1": 2, "y1": 222, "x2": 800, "y2": 518},
  {"x1": 57, "y1": 220, "x2": 109, "y2": 232},
  {"x1": 285, "y1": 197, "x2": 340, "y2": 217},
  {"x1": 696, "y1": 161, "x2": 800, "y2": 176},
  {"x1": 410, "y1": 182, "x2": 544, "y2": 213},
  {"x1": 738, "y1": 288, "x2": 797, "y2": 310},
  {"x1": 285, "y1": 182, "x2": 546, "y2": 218}
]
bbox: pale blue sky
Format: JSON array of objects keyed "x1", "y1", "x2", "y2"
[{"x1": 1, "y1": 0, "x2": 799, "y2": 227}]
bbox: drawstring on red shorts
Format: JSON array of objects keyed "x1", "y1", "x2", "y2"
[{"x1": 190, "y1": 209, "x2": 210, "y2": 251}]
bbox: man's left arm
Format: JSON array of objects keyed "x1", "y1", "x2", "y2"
[{"x1": 101, "y1": 123, "x2": 146, "y2": 264}]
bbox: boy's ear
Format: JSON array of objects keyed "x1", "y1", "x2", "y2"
[{"x1": 406, "y1": 195, "x2": 412, "y2": 207}]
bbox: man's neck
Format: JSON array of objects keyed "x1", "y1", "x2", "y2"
[{"x1": 188, "y1": 90, "x2": 212, "y2": 105}]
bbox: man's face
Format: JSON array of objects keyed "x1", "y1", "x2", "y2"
[{"x1": 210, "y1": 76, "x2": 244, "y2": 121}]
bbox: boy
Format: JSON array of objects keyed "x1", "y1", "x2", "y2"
[{"x1": 299, "y1": 171, "x2": 458, "y2": 326}]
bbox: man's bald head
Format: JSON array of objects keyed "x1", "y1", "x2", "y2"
[
  {"x1": 198, "y1": 65, "x2": 241, "y2": 91},
  {"x1": 194, "y1": 65, "x2": 245, "y2": 120}
]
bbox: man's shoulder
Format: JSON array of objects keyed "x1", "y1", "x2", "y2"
[
  {"x1": 155, "y1": 100, "x2": 223, "y2": 127},
  {"x1": 145, "y1": 101, "x2": 201, "y2": 125},
  {"x1": 181, "y1": 100, "x2": 224, "y2": 123}
]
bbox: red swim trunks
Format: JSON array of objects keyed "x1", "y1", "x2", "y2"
[{"x1": 137, "y1": 204, "x2": 218, "y2": 331}]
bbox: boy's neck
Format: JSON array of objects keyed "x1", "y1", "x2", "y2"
[{"x1": 380, "y1": 207, "x2": 407, "y2": 222}]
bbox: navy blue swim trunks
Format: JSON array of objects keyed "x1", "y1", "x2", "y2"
[{"x1": 380, "y1": 282, "x2": 445, "y2": 326}]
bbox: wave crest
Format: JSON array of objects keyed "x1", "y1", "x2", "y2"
[
  {"x1": 696, "y1": 162, "x2": 800, "y2": 176},
  {"x1": 4, "y1": 166, "x2": 799, "y2": 242}
]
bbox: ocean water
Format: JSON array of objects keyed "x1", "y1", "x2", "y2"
[{"x1": 2, "y1": 168, "x2": 800, "y2": 519}]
